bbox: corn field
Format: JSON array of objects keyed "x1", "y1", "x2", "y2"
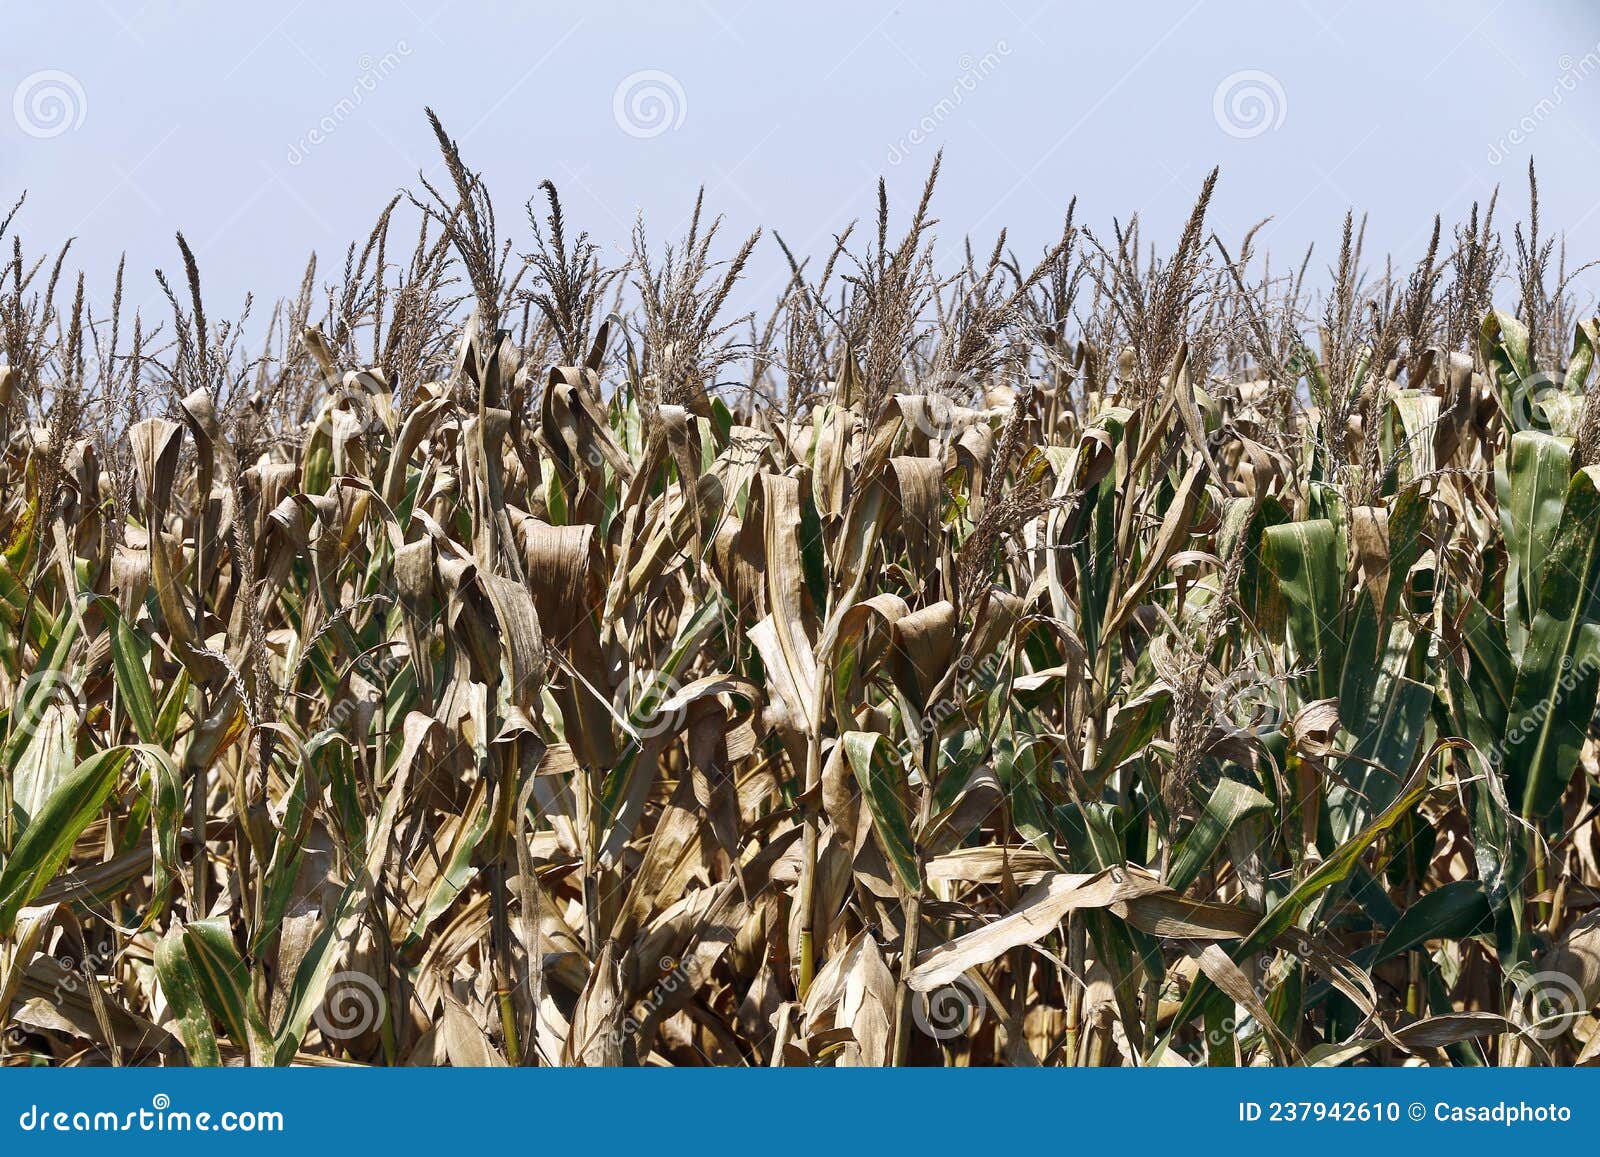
[{"x1": 2, "y1": 118, "x2": 1598, "y2": 1067}]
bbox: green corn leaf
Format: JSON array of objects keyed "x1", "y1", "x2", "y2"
[
  {"x1": 1264, "y1": 519, "x2": 1345, "y2": 702},
  {"x1": 0, "y1": 746, "x2": 131, "y2": 934},
  {"x1": 153, "y1": 927, "x2": 222, "y2": 1067},
  {"x1": 1375, "y1": 880, "x2": 1492, "y2": 965},
  {"x1": 1159, "y1": 739, "x2": 1458, "y2": 1055},
  {"x1": 843, "y1": 730, "x2": 920, "y2": 892},
  {"x1": 85, "y1": 595, "x2": 160, "y2": 744},
  {"x1": 1498, "y1": 431, "x2": 1571, "y2": 662},
  {"x1": 1168, "y1": 777, "x2": 1271, "y2": 893},
  {"x1": 181, "y1": 917, "x2": 270, "y2": 1064},
  {"x1": 1503, "y1": 464, "x2": 1600, "y2": 823}
]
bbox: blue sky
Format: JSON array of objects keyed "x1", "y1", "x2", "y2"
[{"x1": 5, "y1": 1, "x2": 1600, "y2": 325}]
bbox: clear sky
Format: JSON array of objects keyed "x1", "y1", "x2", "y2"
[{"x1": 6, "y1": 1, "x2": 1600, "y2": 328}]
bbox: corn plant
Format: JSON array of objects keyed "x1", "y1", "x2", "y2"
[{"x1": 0, "y1": 136, "x2": 1596, "y2": 1067}]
